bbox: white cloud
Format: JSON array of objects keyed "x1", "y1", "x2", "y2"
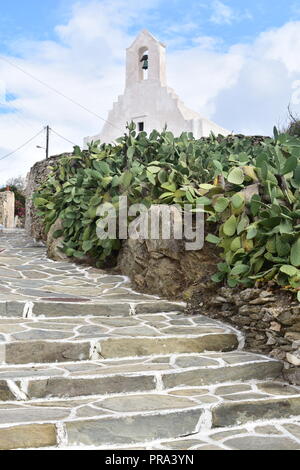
[
  {"x1": 0, "y1": 1, "x2": 300, "y2": 186},
  {"x1": 210, "y1": 0, "x2": 235, "y2": 24},
  {"x1": 166, "y1": 21, "x2": 300, "y2": 134},
  {"x1": 210, "y1": 1, "x2": 252, "y2": 25}
]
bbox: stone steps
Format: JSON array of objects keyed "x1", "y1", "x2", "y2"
[
  {"x1": 0, "y1": 379, "x2": 299, "y2": 449},
  {"x1": 0, "y1": 300, "x2": 185, "y2": 318},
  {"x1": 0, "y1": 352, "x2": 282, "y2": 401},
  {"x1": 0, "y1": 313, "x2": 239, "y2": 364},
  {"x1": 0, "y1": 332, "x2": 238, "y2": 364},
  {"x1": 0, "y1": 232, "x2": 300, "y2": 450}
]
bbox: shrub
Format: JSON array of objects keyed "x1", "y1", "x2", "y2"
[{"x1": 34, "y1": 124, "x2": 300, "y2": 299}]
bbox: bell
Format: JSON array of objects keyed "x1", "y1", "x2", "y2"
[{"x1": 140, "y1": 54, "x2": 149, "y2": 71}]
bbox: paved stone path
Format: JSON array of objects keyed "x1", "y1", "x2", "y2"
[{"x1": 0, "y1": 230, "x2": 300, "y2": 450}]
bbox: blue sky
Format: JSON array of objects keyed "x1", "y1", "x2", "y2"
[
  {"x1": 0, "y1": 0, "x2": 300, "y2": 183},
  {"x1": 0, "y1": 0, "x2": 299, "y2": 50}
]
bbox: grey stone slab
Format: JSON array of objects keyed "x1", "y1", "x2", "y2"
[
  {"x1": 103, "y1": 294, "x2": 157, "y2": 302},
  {"x1": 175, "y1": 356, "x2": 220, "y2": 368},
  {"x1": 0, "y1": 404, "x2": 26, "y2": 409},
  {"x1": 212, "y1": 397, "x2": 300, "y2": 427},
  {"x1": 6, "y1": 302, "x2": 25, "y2": 317},
  {"x1": 135, "y1": 302, "x2": 185, "y2": 314},
  {"x1": 63, "y1": 363, "x2": 106, "y2": 373},
  {"x1": 210, "y1": 429, "x2": 247, "y2": 441},
  {"x1": 150, "y1": 357, "x2": 171, "y2": 364},
  {"x1": 0, "y1": 324, "x2": 27, "y2": 334},
  {"x1": 11, "y1": 329, "x2": 73, "y2": 341},
  {"x1": 0, "y1": 424, "x2": 57, "y2": 450},
  {"x1": 91, "y1": 318, "x2": 139, "y2": 327},
  {"x1": 0, "y1": 268, "x2": 22, "y2": 279},
  {"x1": 28, "y1": 322, "x2": 77, "y2": 331},
  {"x1": 100, "y1": 334, "x2": 238, "y2": 359},
  {"x1": 137, "y1": 315, "x2": 168, "y2": 322},
  {"x1": 256, "y1": 382, "x2": 300, "y2": 396},
  {"x1": 0, "y1": 368, "x2": 65, "y2": 380},
  {"x1": 75, "y1": 406, "x2": 108, "y2": 418},
  {"x1": 97, "y1": 276, "x2": 126, "y2": 284},
  {"x1": 5, "y1": 341, "x2": 91, "y2": 364},
  {"x1": 169, "y1": 389, "x2": 210, "y2": 397},
  {"x1": 222, "y1": 353, "x2": 265, "y2": 365},
  {"x1": 0, "y1": 407, "x2": 70, "y2": 424},
  {"x1": 20, "y1": 271, "x2": 50, "y2": 279},
  {"x1": 0, "y1": 381, "x2": 15, "y2": 401},
  {"x1": 199, "y1": 395, "x2": 220, "y2": 404},
  {"x1": 224, "y1": 393, "x2": 270, "y2": 401},
  {"x1": 12, "y1": 280, "x2": 50, "y2": 288},
  {"x1": 160, "y1": 439, "x2": 206, "y2": 449},
  {"x1": 163, "y1": 327, "x2": 225, "y2": 335},
  {"x1": 254, "y1": 425, "x2": 283, "y2": 435},
  {"x1": 215, "y1": 384, "x2": 252, "y2": 395},
  {"x1": 66, "y1": 409, "x2": 201, "y2": 446},
  {"x1": 282, "y1": 423, "x2": 300, "y2": 439},
  {"x1": 77, "y1": 326, "x2": 109, "y2": 336},
  {"x1": 169, "y1": 320, "x2": 194, "y2": 326},
  {"x1": 71, "y1": 363, "x2": 171, "y2": 376},
  {"x1": 162, "y1": 360, "x2": 283, "y2": 389},
  {"x1": 192, "y1": 316, "x2": 222, "y2": 325},
  {"x1": 27, "y1": 374, "x2": 156, "y2": 399},
  {"x1": 111, "y1": 326, "x2": 161, "y2": 337},
  {"x1": 225, "y1": 436, "x2": 300, "y2": 450},
  {"x1": 18, "y1": 288, "x2": 79, "y2": 298},
  {"x1": 32, "y1": 302, "x2": 131, "y2": 317},
  {"x1": 100, "y1": 394, "x2": 195, "y2": 412},
  {"x1": 25, "y1": 398, "x2": 93, "y2": 408}
]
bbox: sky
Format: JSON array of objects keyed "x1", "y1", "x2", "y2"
[{"x1": 0, "y1": 0, "x2": 300, "y2": 184}]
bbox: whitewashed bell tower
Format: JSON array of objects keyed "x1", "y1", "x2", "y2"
[{"x1": 84, "y1": 30, "x2": 229, "y2": 144}]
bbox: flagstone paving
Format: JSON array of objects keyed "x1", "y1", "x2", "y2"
[{"x1": 0, "y1": 230, "x2": 300, "y2": 450}]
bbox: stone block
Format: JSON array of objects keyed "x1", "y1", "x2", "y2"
[
  {"x1": 32, "y1": 302, "x2": 131, "y2": 317},
  {"x1": 5, "y1": 341, "x2": 91, "y2": 364},
  {"x1": 224, "y1": 436, "x2": 300, "y2": 451},
  {"x1": 0, "y1": 381, "x2": 15, "y2": 401},
  {"x1": 162, "y1": 361, "x2": 282, "y2": 389},
  {"x1": 99, "y1": 333, "x2": 238, "y2": 359},
  {"x1": 0, "y1": 424, "x2": 57, "y2": 450},
  {"x1": 212, "y1": 397, "x2": 300, "y2": 427},
  {"x1": 66, "y1": 409, "x2": 201, "y2": 446},
  {"x1": 27, "y1": 374, "x2": 156, "y2": 399}
]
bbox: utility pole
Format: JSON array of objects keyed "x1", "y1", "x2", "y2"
[{"x1": 46, "y1": 125, "x2": 50, "y2": 160}]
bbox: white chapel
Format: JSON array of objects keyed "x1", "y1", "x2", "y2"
[{"x1": 84, "y1": 30, "x2": 229, "y2": 145}]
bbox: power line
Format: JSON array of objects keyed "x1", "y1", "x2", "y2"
[
  {"x1": 0, "y1": 128, "x2": 44, "y2": 162},
  {"x1": 50, "y1": 128, "x2": 78, "y2": 147},
  {"x1": 0, "y1": 55, "x2": 123, "y2": 132}
]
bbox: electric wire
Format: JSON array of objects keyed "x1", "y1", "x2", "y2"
[
  {"x1": 0, "y1": 55, "x2": 123, "y2": 132},
  {"x1": 0, "y1": 128, "x2": 44, "y2": 161}
]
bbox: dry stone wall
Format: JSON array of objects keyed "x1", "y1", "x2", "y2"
[
  {"x1": 25, "y1": 154, "x2": 70, "y2": 240},
  {"x1": 188, "y1": 285, "x2": 300, "y2": 385}
]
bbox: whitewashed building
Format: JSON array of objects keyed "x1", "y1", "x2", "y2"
[{"x1": 84, "y1": 30, "x2": 229, "y2": 145}]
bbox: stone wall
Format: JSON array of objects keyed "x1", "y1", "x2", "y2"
[
  {"x1": 188, "y1": 285, "x2": 300, "y2": 385},
  {"x1": 25, "y1": 154, "x2": 69, "y2": 240},
  {"x1": 117, "y1": 206, "x2": 219, "y2": 299},
  {"x1": 0, "y1": 191, "x2": 15, "y2": 228}
]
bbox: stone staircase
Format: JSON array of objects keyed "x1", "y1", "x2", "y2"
[{"x1": 0, "y1": 231, "x2": 300, "y2": 450}]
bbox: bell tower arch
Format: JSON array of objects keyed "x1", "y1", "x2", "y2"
[
  {"x1": 84, "y1": 29, "x2": 230, "y2": 145},
  {"x1": 126, "y1": 30, "x2": 167, "y2": 88}
]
